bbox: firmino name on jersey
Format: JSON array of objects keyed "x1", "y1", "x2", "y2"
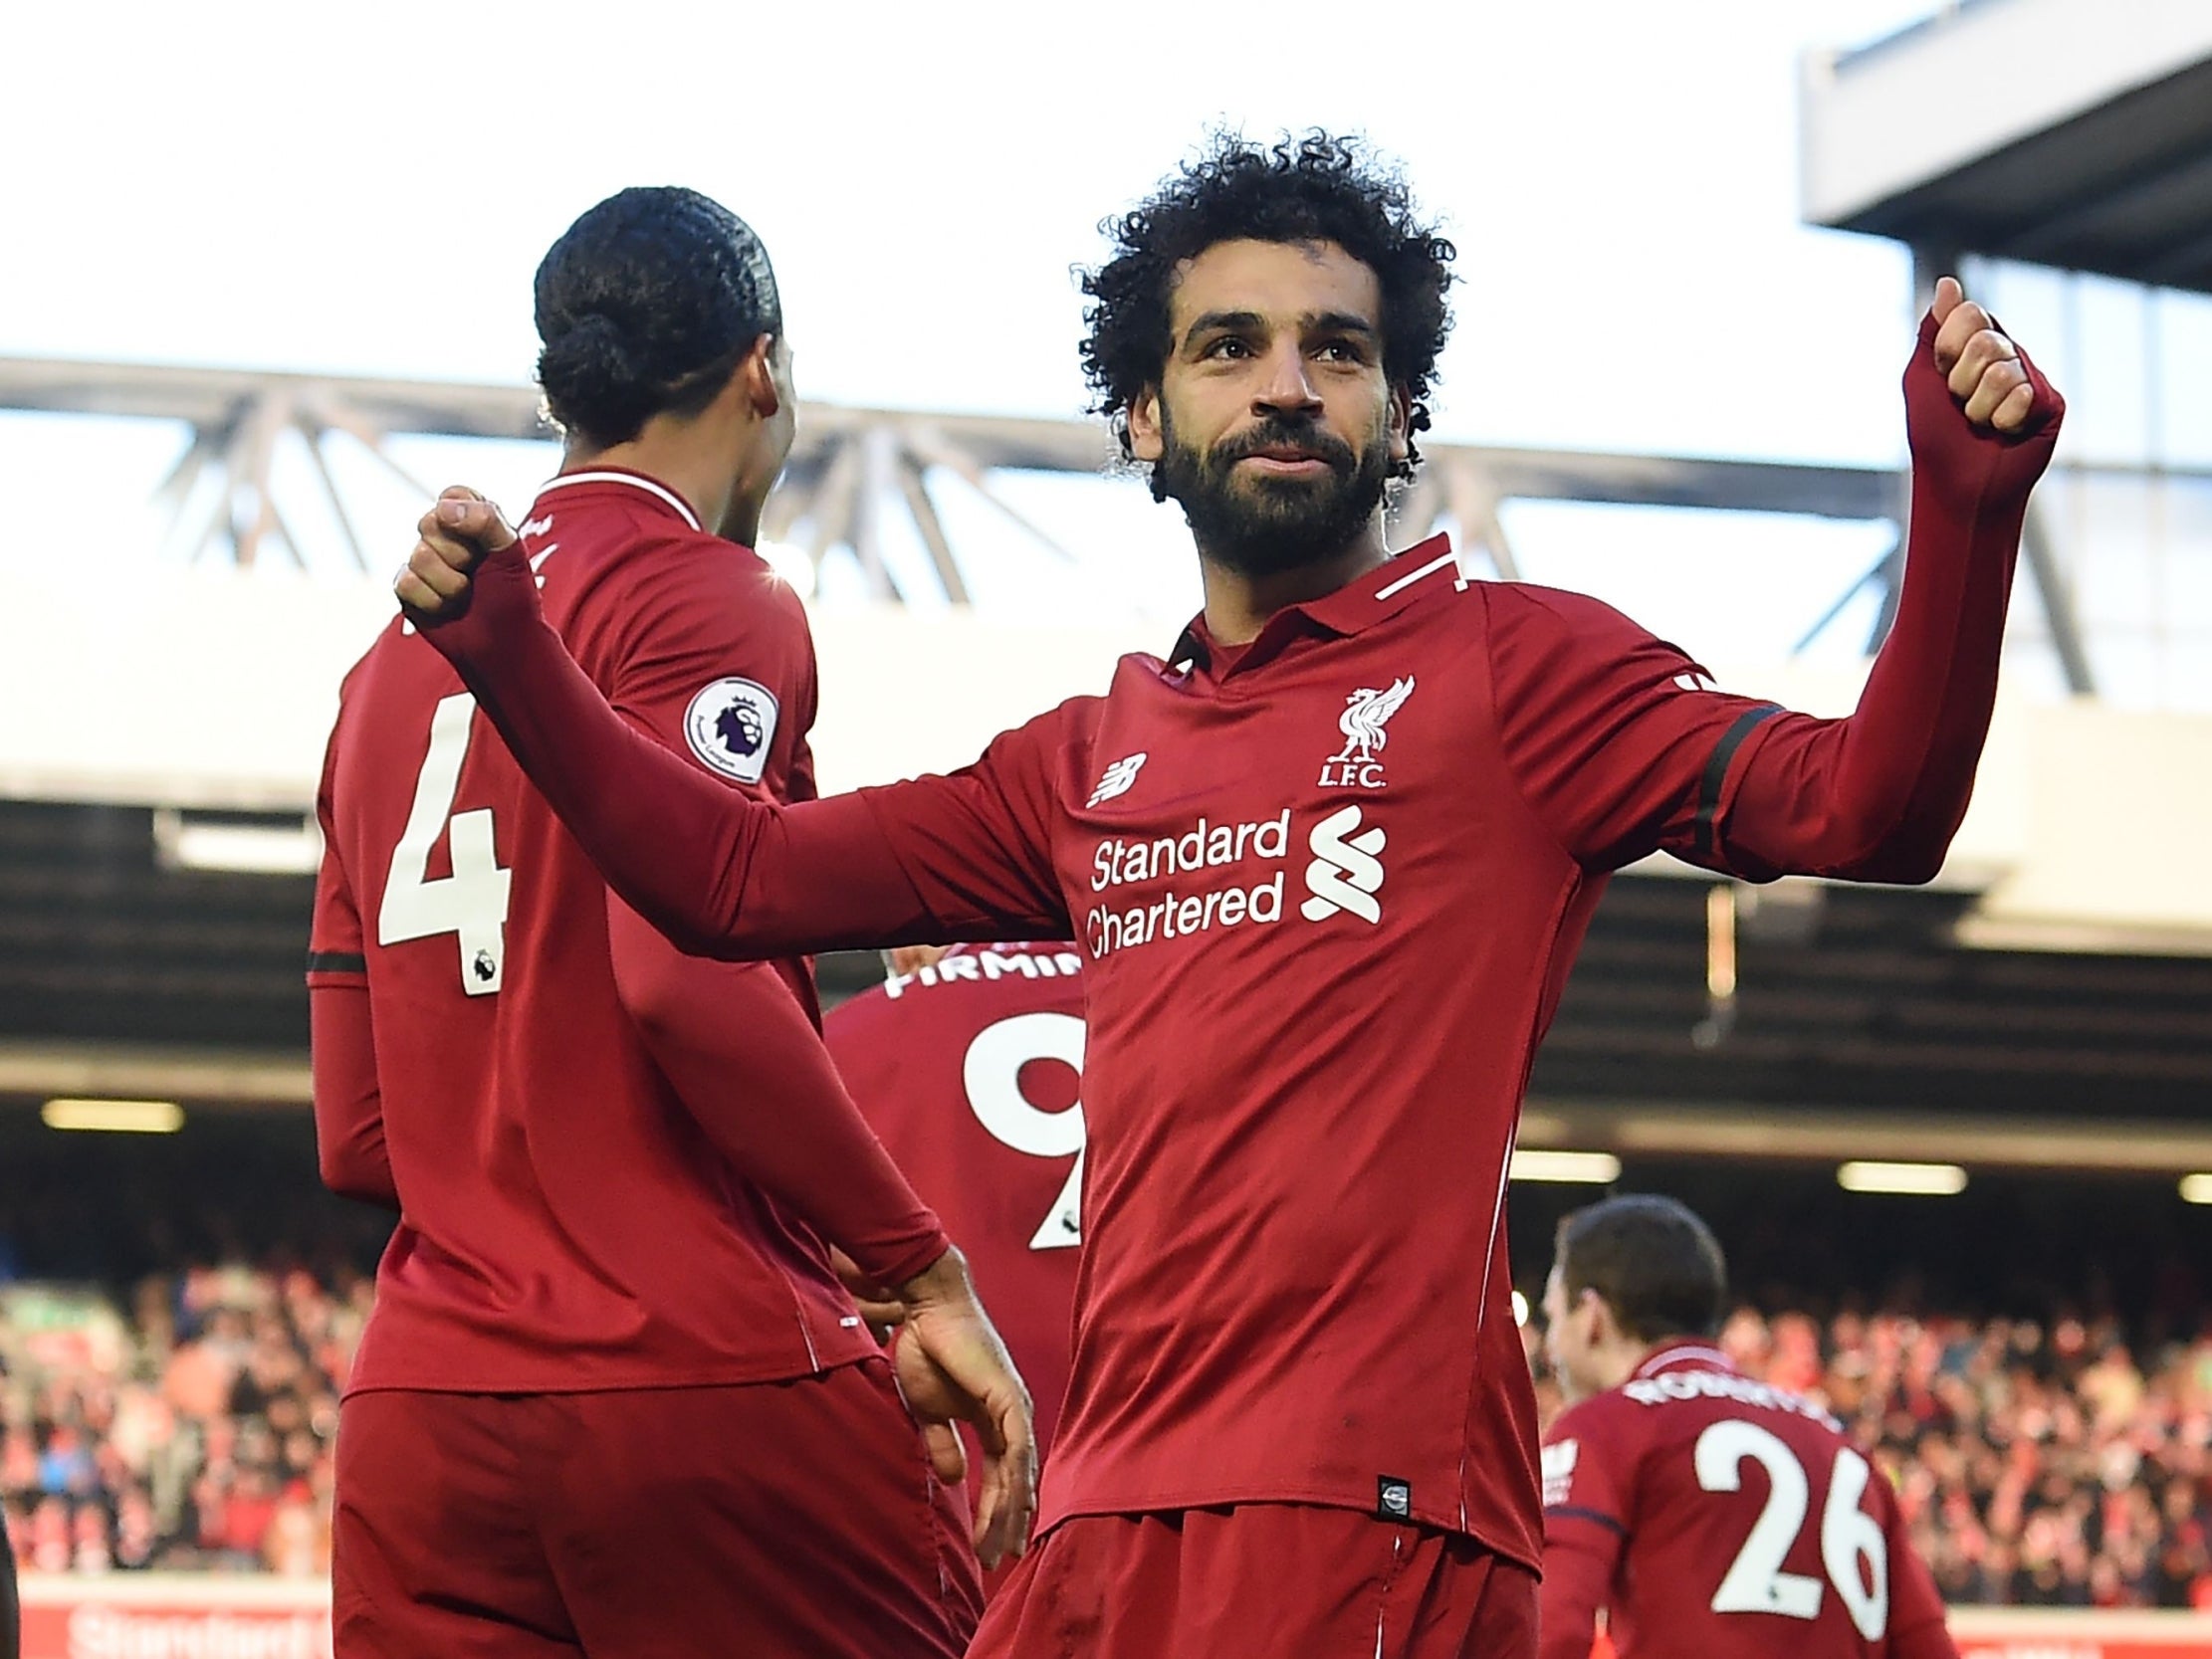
[
  {"x1": 882, "y1": 947, "x2": 1085, "y2": 999},
  {"x1": 1086, "y1": 809, "x2": 1291, "y2": 958}
]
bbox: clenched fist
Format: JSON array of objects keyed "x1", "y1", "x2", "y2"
[
  {"x1": 1930, "y1": 276, "x2": 2035, "y2": 433},
  {"x1": 394, "y1": 487, "x2": 518, "y2": 621}
]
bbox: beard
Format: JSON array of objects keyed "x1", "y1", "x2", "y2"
[{"x1": 1152, "y1": 407, "x2": 1392, "y2": 579}]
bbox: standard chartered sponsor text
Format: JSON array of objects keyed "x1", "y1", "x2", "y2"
[
  {"x1": 1087, "y1": 811, "x2": 1290, "y2": 957},
  {"x1": 68, "y1": 1606, "x2": 329, "y2": 1659}
]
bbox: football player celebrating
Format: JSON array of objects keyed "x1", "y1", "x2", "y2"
[
  {"x1": 1539, "y1": 1196, "x2": 1958, "y2": 1659},
  {"x1": 391, "y1": 133, "x2": 2058, "y2": 1658},
  {"x1": 311, "y1": 188, "x2": 1027, "y2": 1659}
]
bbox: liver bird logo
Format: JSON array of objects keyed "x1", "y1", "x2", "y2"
[{"x1": 1329, "y1": 676, "x2": 1417, "y2": 764}]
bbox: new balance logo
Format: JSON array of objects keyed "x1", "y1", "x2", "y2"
[
  {"x1": 1300, "y1": 803, "x2": 1387, "y2": 925},
  {"x1": 1087, "y1": 752, "x2": 1149, "y2": 808},
  {"x1": 1541, "y1": 1438, "x2": 1579, "y2": 1507}
]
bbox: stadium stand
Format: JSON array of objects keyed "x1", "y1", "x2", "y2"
[
  {"x1": 2, "y1": 1262, "x2": 360, "y2": 1577},
  {"x1": 9, "y1": 1235, "x2": 2208, "y2": 1612}
]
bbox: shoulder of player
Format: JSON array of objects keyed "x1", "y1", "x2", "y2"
[
  {"x1": 1547, "y1": 1386, "x2": 1637, "y2": 1448},
  {"x1": 334, "y1": 615, "x2": 452, "y2": 718},
  {"x1": 1460, "y1": 577, "x2": 1650, "y2": 645},
  {"x1": 1458, "y1": 579, "x2": 1715, "y2": 704},
  {"x1": 820, "y1": 981, "x2": 893, "y2": 1051},
  {"x1": 564, "y1": 519, "x2": 782, "y2": 610},
  {"x1": 980, "y1": 691, "x2": 1112, "y2": 770},
  {"x1": 567, "y1": 526, "x2": 808, "y2": 670},
  {"x1": 1328, "y1": 572, "x2": 1641, "y2": 691}
]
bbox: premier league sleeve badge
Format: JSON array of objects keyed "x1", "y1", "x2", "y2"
[{"x1": 683, "y1": 677, "x2": 780, "y2": 785}]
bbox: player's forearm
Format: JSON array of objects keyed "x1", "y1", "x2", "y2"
[
  {"x1": 1721, "y1": 321, "x2": 2062, "y2": 883},
  {"x1": 430, "y1": 586, "x2": 924, "y2": 959},
  {"x1": 309, "y1": 985, "x2": 399, "y2": 1210},
  {"x1": 608, "y1": 904, "x2": 951, "y2": 1285}
]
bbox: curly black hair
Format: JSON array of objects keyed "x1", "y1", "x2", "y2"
[
  {"x1": 534, "y1": 186, "x2": 782, "y2": 451},
  {"x1": 1079, "y1": 131, "x2": 1455, "y2": 472}
]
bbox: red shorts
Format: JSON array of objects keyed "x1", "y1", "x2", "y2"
[
  {"x1": 332, "y1": 1358, "x2": 981, "y2": 1658},
  {"x1": 969, "y1": 1504, "x2": 1537, "y2": 1659}
]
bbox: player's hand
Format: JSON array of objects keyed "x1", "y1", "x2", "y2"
[
  {"x1": 1929, "y1": 277, "x2": 2036, "y2": 434},
  {"x1": 827, "y1": 1246, "x2": 906, "y2": 1343},
  {"x1": 891, "y1": 1247, "x2": 1037, "y2": 1568},
  {"x1": 394, "y1": 486, "x2": 515, "y2": 623}
]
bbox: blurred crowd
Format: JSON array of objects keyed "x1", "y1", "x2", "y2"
[
  {"x1": 1532, "y1": 1305, "x2": 2212, "y2": 1610},
  {"x1": 7, "y1": 1264, "x2": 2210, "y2": 1609},
  {"x1": 1, "y1": 1264, "x2": 369, "y2": 1577}
]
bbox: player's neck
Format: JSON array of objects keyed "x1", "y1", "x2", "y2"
[
  {"x1": 1586, "y1": 1334, "x2": 1662, "y2": 1396},
  {"x1": 560, "y1": 438, "x2": 737, "y2": 537},
  {"x1": 1196, "y1": 533, "x2": 1388, "y2": 647}
]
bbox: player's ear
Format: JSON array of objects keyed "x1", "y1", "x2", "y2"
[
  {"x1": 1127, "y1": 387, "x2": 1165, "y2": 465},
  {"x1": 737, "y1": 333, "x2": 783, "y2": 418},
  {"x1": 1576, "y1": 1287, "x2": 1611, "y2": 1346},
  {"x1": 1386, "y1": 386, "x2": 1412, "y2": 469}
]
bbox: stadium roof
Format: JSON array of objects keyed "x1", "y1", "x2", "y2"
[{"x1": 1802, "y1": 0, "x2": 2212, "y2": 293}]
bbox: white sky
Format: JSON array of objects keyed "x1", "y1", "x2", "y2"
[
  {"x1": 4, "y1": 0, "x2": 2208, "y2": 699},
  {"x1": 5, "y1": 0, "x2": 1932, "y2": 450}
]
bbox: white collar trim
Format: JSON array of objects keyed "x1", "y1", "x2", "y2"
[
  {"x1": 1635, "y1": 1344, "x2": 1733, "y2": 1379},
  {"x1": 534, "y1": 470, "x2": 702, "y2": 531}
]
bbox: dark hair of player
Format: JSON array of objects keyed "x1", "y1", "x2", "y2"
[
  {"x1": 1554, "y1": 1194, "x2": 1728, "y2": 1345},
  {"x1": 533, "y1": 186, "x2": 783, "y2": 451},
  {"x1": 1078, "y1": 130, "x2": 1456, "y2": 476}
]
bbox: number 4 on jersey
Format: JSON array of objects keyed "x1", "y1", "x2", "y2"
[{"x1": 378, "y1": 692, "x2": 513, "y2": 995}]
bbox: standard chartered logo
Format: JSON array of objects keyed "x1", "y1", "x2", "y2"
[
  {"x1": 1299, "y1": 803, "x2": 1388, "y2": 924},
  {"x1": 1083, "y1": 803, "x2": 1392, "y2": 956}
]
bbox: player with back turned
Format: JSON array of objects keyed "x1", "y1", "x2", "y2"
[
  {"x1": 394, "y1": 133, "x2": 2062, "y2": 1658},
  {"x1": 309, "y1": 188, "x2": 1027, "y2": 1658},
  {"x1": 1539, "y1": 1195, "x2": 1959, "y2": 1659}
]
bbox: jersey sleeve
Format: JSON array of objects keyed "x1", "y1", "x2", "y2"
[
  {"x1": 306, "y1": 714, "x2": 370, "y2": 990},
  {"x1": 604, "y1": 900, "x2": 948, "y2": 1285},
  {"x1": 306, "y1": 711, "x2": 396, "y2": 1209},
  {"x1": 585, "y1": 542, "x2": 952, "y2": 1285},
  {"x1": 1490, "y1": 318, "x2": 2060, "y2": 885},
  {"x1": 422, "y1": 535, "x2": 1070, "y2": 959},
  {"x1": 1542, "y1": 1399, "x2": 1635, "y2": 1540},
  {"x1": 1485, "y1": 582, "x2": 1787, "y2": 873},
  {"x1": 1540, "y1": 1402, "x2": 1633, "y2": 1659},
  {"x1": 600, "y1": 540, "x2": 812, "y2": 803}
]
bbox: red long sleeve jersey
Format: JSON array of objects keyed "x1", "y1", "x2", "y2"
[
  {"x1": 823, "y1": 942, "x2": 1087, "y2": 1468},
  {"x1": 421, "y1": 330, "x2": 2058, "y2": 1563},
  {"x1": 309, "y1": 471, "x2": 927, "y2": 1394},
  {"x1": 1540, "y1": 1343, "x2": 1957, "y2": 1659}
]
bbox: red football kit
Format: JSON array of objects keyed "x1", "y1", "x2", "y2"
[
  {"x1": 1540, "y1": 1341, "x2": 1958, "y2": 1659},
  {"x1": 310, "y1": 470, "x2": 976, "y2": 1657},
  {"x1": 413, "y1": 323, "x2": 2060, "y2": 1656},
  {"x1": 823, "y1": 940, "x2": 1088, "y2": 1474}
]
